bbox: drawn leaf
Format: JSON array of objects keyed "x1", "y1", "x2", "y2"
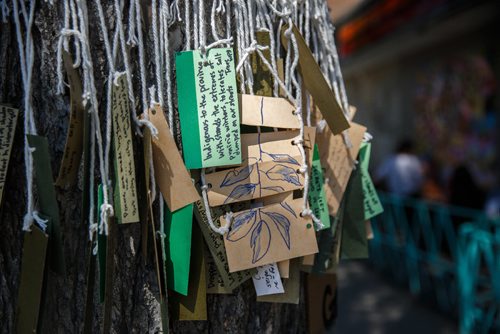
[
  {"x1": 223, "y1": 183, "x2": 257, "y2": 204},
  {"x1": 261, "y1": 186, "x2": 285, "y2": 193},
  {"x1": 227, "y1": 210, "x2": 257, "y2": 241},
  {"x1": 280, "y1": 202, "x2": 297, "y2": 218},
  {"x1": 220, "y1": 165, "x2": 254, "y2": 187},
  {"x1": 262, "y1": 211, "x2": 291, "y2": 249},
  {"x1": 265, "y1": 164, "x2": 302, "y2": 186},
  {"x1": 250, "y1": 220, "x2": 271, "y2": 263},
  {"x1": 264, "y1": 152, "x2": 300, "y2": 166}
]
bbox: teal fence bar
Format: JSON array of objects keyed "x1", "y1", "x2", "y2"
[{"x1": 369, "y1": 192, "x2": 499, "y2": 333}]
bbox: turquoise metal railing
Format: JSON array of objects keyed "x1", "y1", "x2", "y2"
[{"x1": 369, "y1": 193, "x2": 499, "y2": 333}]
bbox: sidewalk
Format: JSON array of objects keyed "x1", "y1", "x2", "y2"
[{"x1": 335, "y1": 260, "x2": 457, "y2": 334}]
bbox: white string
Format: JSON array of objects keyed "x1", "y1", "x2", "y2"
[
  {"x1": 0, "y1": 0, "x2": 9, "y2": 22},
  {"x1": 184, "y1": 0, "x2": 191, "y2": 50},
  {"x1": 200, "y1": 170, "x2": 230, "y2": 235}
]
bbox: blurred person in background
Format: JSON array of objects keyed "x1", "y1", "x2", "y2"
[
  {"x1": 421, "y1": 156, "x2": 447, "y2": 203},
  {"x1": 374, "y1": 139, "x2": 424, "y2": 197},
  {"x1": 448, "y1": 164, "x2": 486, "y2": 210}
]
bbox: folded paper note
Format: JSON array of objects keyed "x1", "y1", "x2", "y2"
[
  {"x1": 281, "y1": 23, "x2": 349, "y2": 135},
  {"x1": 205, "y1": 128, "x2": 315, "y2": 206},
  {"x1": 176, "y1": 48, "x2": 241, "y2": 168},
  {"x1": 223, "y1": 199, "x2": 318, "y2": 272},
  {"x1": 239, "y1": 94, "x2": 300, "y2": 129},
  {"x1": 149, "y1": 105, "x2": 199, "y2": 211},
  {"x1": 252, "y1": 263, "x2": 284, "y2": 296}
]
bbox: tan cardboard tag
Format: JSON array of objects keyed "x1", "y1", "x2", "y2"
[
  {"x1": 223, "y1": 199, "x2": 318, "y2": 272},
  {"x1": 239, "y1": 94, "x2": 300, "y2": 129},
  {"x1": 148, "y1": 105, "x2": 200, "y2": 211},
  {"x1": 55, "y1": 51, "x2": 84, "y2": 188}
]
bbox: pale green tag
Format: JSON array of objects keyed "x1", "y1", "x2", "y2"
[
  {"x1": 359, "y1": 143, "x2": 383, "y2": 220},
  {"x1": 175, "y1": 48, "x2": 241, "y2": 169},
  {"x1": 164, "y1": 203, "x2": 193, "y2": 296},
  {"x1": 309, "y1": 144, "x2": 331, "y2": 230}
]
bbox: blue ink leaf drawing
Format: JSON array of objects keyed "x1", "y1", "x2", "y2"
[
  {"x1": 261, "y1": 186, "x2": 285, "y2": 193},
  {"x1": 262, "y1": 211, "x2": 291, "y2": 249},
  {"x1": 227, "y1": 210, "x2": 257, "y2": 241},
  {"x1": 265, "y1": 164, "x2": 302, "y2": 186},
  {"x1": 224, "y1": 183, "x2": 257, "y2": 204},
  {"x1": 280, "y1": 202, "x2": 297, "y2": 218},
  {"x1": 220, "y1": 165, "x2": 254, "y2": 187},
  {"x1": 250, "y1": 220, "x2": 271, "y2": 263},
  {"x1": 264, "y1": 152, "x2": 300, "y2": 166}
]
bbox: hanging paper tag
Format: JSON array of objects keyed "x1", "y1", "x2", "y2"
[
  {"x1": 111, "y1": 73, "x2": 139, "y2": 223},
  {"x1": 316, "y1": 122, "x2": 366, "y2": 215},
  {"x1": 341, "y1": 168, "x2": 369, "y2": 259},
  {"x1": 27, "y1": 135, "x2": 65, "y2": 274},
  {"x1": 252, "y1": 263, "x2": 284, "y2": 296},
  {"x1": 205, "y1": 251, "x2": 233, "y2": 294},
  {"x1": 148, "y1": 105, "x2": 199, "y2": 211},
  {"x1": 359, "y1": 143, "x2": 384, "y2": 219},
  {"x1": 16, "y1": 224, "x2": 48, "y2": 334},
  {"x1": 281, "y1": 23, "x2": 349, "y2": 135},
  {"x1": 205, "y1": 128, "x2": 315, "y2": 206},
  {"x1": 164, "y1": 203, "x2": 193, "y2": 296},
  {"x1": 309, "y1": 144, "x2": 331, "y2": 230},
  {"x1": 306, "y1": 273, "x2": 338, "y2": 334},
  {"x1": 175, "y1": 48, "x2": 241, "y2": 169},
  {"x1": 239, "y1": 94, "x2": 299, "y2": 129},
  {"x1": 55, "y1": 51, "x2": 84, "y2": 188},
  {"x1": 172, "y1": 224, "x2": 207, "y2": 321},
  {"x1": 257, "y1": 258, "x2": 300, "y2": 304},
  {"x1": 0, "y1": 105, "x2": 18, "y2": 206},
  {"x1": 251, "y1": 30, "x2": 274, "y2": 96},
  {"x1": 193, "y1": 200, "x2": 253, "y2": 289},
  {"x1": 223, "y1": 199, "x2": 318, "y2": 272},
  {"x1": 96, "y1": 184, "x2": 107, "y2": 303}
]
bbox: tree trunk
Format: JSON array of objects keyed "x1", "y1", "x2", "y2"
[{"x1": 0, "y1": 1, "x2": 309, "y2": 333}]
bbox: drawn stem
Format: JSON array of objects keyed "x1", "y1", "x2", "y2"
[{"x1": 257, "y1": 129, "x2": 263, "y2": 197}]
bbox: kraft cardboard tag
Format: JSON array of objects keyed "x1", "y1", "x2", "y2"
[
  {"x1": 306, "y1": 273, "x2": 338, "y2": 334},
  {"x1": 172, "y1": 224, "x2": 207, "y2": 321},
  {"x1": 341, "y1": 168, "x2": 369, "y2": 259},
  {"x1": 176, "y1": 48, "x2": 241, "y2": 168},
  {"x1": 0, "y1": 105, "x2": 18, "y2": 206},
  {"x1": 205, "y1": 128, "x2": 315, "y2": 206},
  {"x1": 148, "y1": 105, "x2": 199, "y2": 212},
  {"x1": 281, "y1": 23, "x2": 349, "y2": 135},
  {"x1": 251, "y1": 30, "x2": 274, "y2": 96},
  {"x1": 112, "y1": 73, "x2": 139, "y2": 223},
  {"x1": 194, "y1": 200, "x2": 253, "y2": 290},
  {"x1": 359, "y1": 143, "x2": 384, "y2": 219},
  {"x1": 164, "y1": 203, "x2": 193, "y2": 296},
  {"x1": 309, "y1": 144, "x2": 330, "y2": 230},
  {"x1": 239, "y1": 94, "x2": 299, "y2": 129},
  {"x1": 252, "y1": 263, "x2": 284, "y2": 296},
  {"x1": 316, "y1": 122, "x2": 366, "y2": 215},
  {"x1": 257, "y1": 258, "x2": 300, "y2": 304},
  {"x1": 55, "y1": 51, "x2": 84, "y2": 188},
  {"x1": 223, "y1": 199, "x2": 318, "y2": 272},
  {"x1": 27, "y1": 135, "x2": 65, "y2": 274},
  {"x1": 16, "y1": 224, "x2": 48, "y2": 334}
]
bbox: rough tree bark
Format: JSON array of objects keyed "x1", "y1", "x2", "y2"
[{"x1": 0, "y1": 1, "x2": 308, "y2": 333}]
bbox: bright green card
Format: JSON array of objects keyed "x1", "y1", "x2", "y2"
[
  {"x1": 359, "y1": 143, "x2": 383, "y2": 220},
  {"x1": 308, "y1": 144, "x2": 331, "y2": 230},
  {"x1": 164, "y1": 203, "x2": 193, "y2": 296},
  {"x1": 175, "y1": 48, "x2": 241, "y2": 169}
]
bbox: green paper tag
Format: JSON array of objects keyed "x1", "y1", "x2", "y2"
[
  {"x1": 359, "y1": 143, "x2": 384, "y2": 220},
  {"x1": 27, "y1": 135, "x2": 65, "y2": 274},
  {"x1": 175, "y1": 48, "x2": 241, "y2": 168},
  {"x1": 16, "y1": 225, "x2": 48, "y2": 334},
  {"x1": 341, "y1": 168, "x2": 369, "y2": 259},
  {"x1": 309, "y1": 144, "x2": 331, "y2": 230},
  {"x1": 164, "y1": 203, "x2": 193, "y2": 296}
]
